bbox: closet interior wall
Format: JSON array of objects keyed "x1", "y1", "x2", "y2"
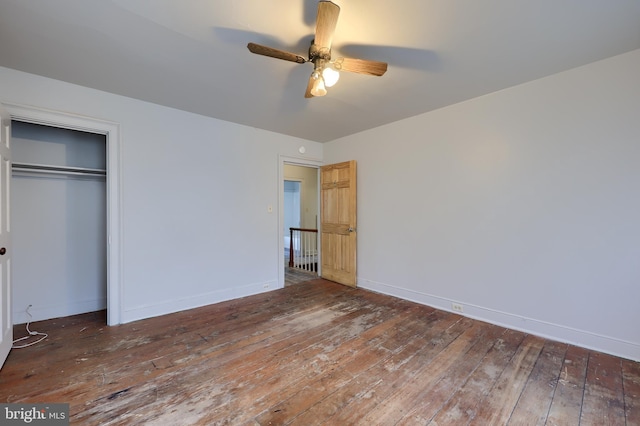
[{"x1": 11, "y1": 121, "x2": 107, "y2": 324}]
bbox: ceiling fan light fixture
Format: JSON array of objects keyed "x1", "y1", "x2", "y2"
[
  {"x1": 310, "y1": 73, "x2": 327, "y2": 97},
  {"x1": 322, "y1": 64, "x2": 340, "y2": 88}
]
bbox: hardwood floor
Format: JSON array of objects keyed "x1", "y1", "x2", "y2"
[
  {"x1": 1, "y1": 279, "x2": 638, "y2": 425},
  {"x1": 285, "y1": 266, "x2": 317, "y2": 287}
]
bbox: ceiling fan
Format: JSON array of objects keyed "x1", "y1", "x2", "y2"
[{"x1": 247, "y1": 1, "x2": 387, "y2": 98}]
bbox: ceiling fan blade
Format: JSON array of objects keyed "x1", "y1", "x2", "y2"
[
  {"x1": 305, "y1": 75, "x2": 315, "y2": 98},
  {"x1": 247, "y1": 42, "x2": 306, "y2": 64},
  {"x1": 314, "y1": 1, "x2": 340, "y2": 50},
  {"x1": 339, "y1": 57, "x2": 388, "y2": 76}
]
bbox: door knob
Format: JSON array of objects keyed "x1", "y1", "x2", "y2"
[
  {"x1": 0, "y1": 247, "x2": 5, "y2": 255},
  {"x1": 348, "y1": 227, "x2": 356, "y2": 233}
]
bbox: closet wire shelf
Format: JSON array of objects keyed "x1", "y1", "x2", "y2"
[{"x1": 11, "y1": 162, "x2": 106, "y2": 178}]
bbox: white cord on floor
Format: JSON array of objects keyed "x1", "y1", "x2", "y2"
[{"x1": 12, "y1": 305, "x2": 48, "y2": 349}]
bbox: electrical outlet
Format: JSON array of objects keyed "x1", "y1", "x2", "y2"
[{"x1": 451, "y1": 303, "x2": 464, "y2": 313}]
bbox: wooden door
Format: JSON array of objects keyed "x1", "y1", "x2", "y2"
[
  {"x1": 0, "y1": 108, "x2": 12, "y2": 369},
  {"x1": 320, "y1": 160, "x2": 356, "y2": 287}
]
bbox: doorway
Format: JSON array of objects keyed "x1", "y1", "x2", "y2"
[{"x1": 280, "y1": 161, "x2": 321, "y2": 287}]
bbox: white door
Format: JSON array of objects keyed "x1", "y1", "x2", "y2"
[{"x1": 0, "y1": 107, "x2": 12, "y2": 369}]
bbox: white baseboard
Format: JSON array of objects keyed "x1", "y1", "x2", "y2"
[
  {"x1": 358, "y1": 278, "x2": 640, "y2": 362},
  {"x1": 122, "y1": 280, "x2": 279, "y2": 324}
]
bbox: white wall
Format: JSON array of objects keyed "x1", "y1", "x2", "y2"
[
  {"x1": 0, "y1": 66, "x2": 322, "y2": 323},
  {"x1": 324, "y1": 50, "x2": 640, "y2": 361}
]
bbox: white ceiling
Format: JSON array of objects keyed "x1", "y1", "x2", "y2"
[{"x1": 1, "y1": 0, "x2": 639, "y2": 142}]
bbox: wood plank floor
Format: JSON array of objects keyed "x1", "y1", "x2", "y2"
[
  {"x1": 285, "y1": 266, "x2": 317, "y2": 287},
  {"x1": 1, "y1": 279, "x2": 638, "y2": 425}
]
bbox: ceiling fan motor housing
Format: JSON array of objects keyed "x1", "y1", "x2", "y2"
[{"x1": 310, "y1": 43, "x2": 331, "y2": 64}]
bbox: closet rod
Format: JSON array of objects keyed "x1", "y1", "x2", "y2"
[{"x1": 11, "y1": 162, "x2": 106, "y2": 177}]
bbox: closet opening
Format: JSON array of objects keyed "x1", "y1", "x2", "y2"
[{"x1": 11, "y1": 121, "x2": 108, "y2": 325}]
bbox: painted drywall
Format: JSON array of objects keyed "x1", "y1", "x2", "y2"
[
  {"x1": 284, "y1": 164, "x2": 318, "y2": 229},
  {"x1": 11, "y1": 122, "x2": 107, "y2": 323},
  {"x1": 324, "y1": 49, "x2": 640, "y2": 361},
  {"x1": 0, "y1": 66, "x2": 322, "y2": 323}
]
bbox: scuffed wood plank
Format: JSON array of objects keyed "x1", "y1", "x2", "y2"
[
  {"x1": 37, "y1": 283, "x2": 357, "y2": 412},
  {"x1": 355, "y1": 318, "x2": 487, "y2": 425},
  {"x1": 83, "y1": 291, "x2": 411, "y2": 424},
  {"x1": 284, "y1": 311, "x2": 465, "y2": 425},
  {"x1": 581, "y1": 351, "x2": 626, "y2": 425},
  {"x1": 507, "y1": 340, "x2": 568, "y2": 425},
  {"x1": 396, "y1": 324, "x2": 507, "y2": 424},
  {"x1": 212, "y1": 303, "x2": 430, "y2": 424},
  {"x1": 623, "y1": 359, "x2": 640, "y2": 425},
  {"x1": 467, "y1": 334, "x2": 546, "y2": 425},
  {"x1": 249, "y1": 307, "x2": 434, "y2": 425},
  {"x1": 429, "y1": 328, "x2": 527, "y2": 424},
  {"x1": 546, "y1": 345, "x2": 589, "y2": 426}
]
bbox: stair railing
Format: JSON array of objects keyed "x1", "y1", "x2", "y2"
[{"x1": 288, "y1": 228, "x2": 318, "y2": 273}]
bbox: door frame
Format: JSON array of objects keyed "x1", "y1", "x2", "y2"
[
  {"x1": 278, "y1": 155, "x2": 322, "y2": 288},
  {"x1": 3, "y1": 102, "x2": 122, "y2": 326}
]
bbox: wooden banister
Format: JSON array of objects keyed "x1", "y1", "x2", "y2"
[{"x1": 290, "y1": 228, "x2": 318, "y2": 233}]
